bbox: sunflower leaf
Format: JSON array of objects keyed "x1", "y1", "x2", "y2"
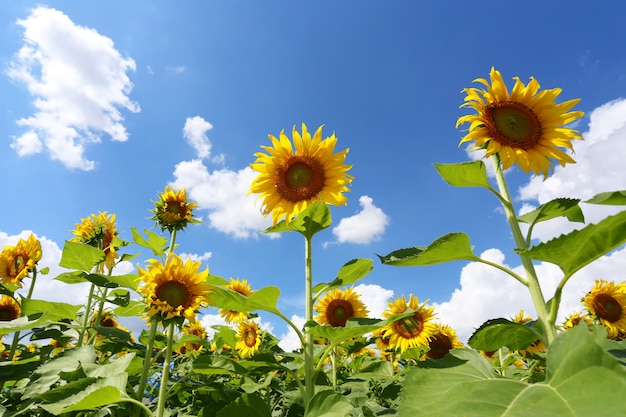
[
  {"x1": 131, "y1": 227, "x2": 167, "y2": 257},
  {"x1": 523, "y1": 210, "x2": 626, "y2": 276},
  {"x1": 434, "y1": 161, "x2": 491, "y2": 188},
  {"x1": 290, "y1": 201, "x2": 332, "y2": 238},
  {"x1": 467, "y1": 318, "x2": 539, "y2": 351},
  {"x1": 517, "y1": 198, "x2": 584, "y2": 226},
  {"x1": 313, "y1": 258, "x2": 373, "y2": 293},
  {"x1": 304, "y1": 390, "x2": 353, "y2": 417},
  {"x1": 216, "y1": 393, "x2": 273, "y2": 417},
  {"x1": 210, "y1": 286, "x2": 281, "y2": 315},
  {"x1": 584, "y1": 190, "x2": 626, "y2": 205},
  {"x1": 378, "y1": 232, "x2": 480, "y2": 266},
  {"x1": 59, "y1": 241, "x2": 105, "y2": 271},
  {"x1": 20, "y1": 298, "x2": 82, "y2": 322}
]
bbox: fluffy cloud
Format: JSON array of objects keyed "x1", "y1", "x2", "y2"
[
  {"x1": 329, "y1": 196, "x2": 389, "y2": 245},
  {"x1": 277, "y1": 314, "x2": 306, "y2": 352},
  {"x1": 6, "y1": 6, "x2": 139, "y2": 170},
  {"x1": 354, "y1": 284, "x2": 394, "y2": 319},
  {"x1": 183, "y1": 116, "x2": 213, "y2": 160}
]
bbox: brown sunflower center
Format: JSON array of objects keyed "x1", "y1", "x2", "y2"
[
  {"x1": 393, "y1": 313, "x2": 424, "y2": 339},
  {"x1": 100, "y1": 317, "x2": 117, "y2": 327},
  {"x1": 426, "y1": 333, "x2": 452, "y2": 360},
  {"x1": 276, "y1": 156, "x2": 325, "y2": 202},
  {"x1": 0, "y1": 306, "x2": 19, "y2": 321},
  {"x1": 244, "y1": 328, "x2": 257, "y2": 347},
  {"x1": 9, "y1": 254, "x2": 27, "y2": 277},
  {"x1": 165, "y1": 201, "x2": 184, "y2": 216},
  {"x1": 485, "y1": 101, "x2": 542, "y2": 149},
  {"x1": 326, "y1": 299, "x2": 355, "y2": 327},
  {"x1": 593, "y1": 293, "x2": 622, "y2": 322},
  {"x1": 155, "y1": 281, "x2": 190, "y2": 308}
]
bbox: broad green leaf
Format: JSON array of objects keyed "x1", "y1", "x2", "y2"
[
  {"x1": 378, "y1": 232, "x2": 480, "y2": 266},
  {"x1": 107, "y1": 289, "x2": 130, "y2": 307},
  {"x1": 82, "y1": 352, "x2": 135, "y2": 378},
  {"x1": 517, "y1": 198, "x2": 584, "y2": 226},
  {"x1": 54, "y1": 271, "x2": 88, "y2": 284},
  {"x1": 193, "y1": 355, "x2": 249, "y2": 376},
  {"x1": 467, "y1": 318, "x2": 539, "y2": 351},
  {"x1": 207, "y1": 273, "x2": 230, "y2": 286},
  {"x1": 21, "y1": 298, "x2": 82, "y2": 322},
  {"x1": 216, "y1": 393, "x2": 272, "y2": 417},
  {"x1": 210, "y1": 286, "x2": 281, "y2": 315},
  {"x1": 114, "y1": 300, "x2": 146, "y2": 317},
  {"x1": 261, "y1": 219, "x2": 291, "y2": 234},
  {"x1": 59, "y1": 241, "x2": 105, "y2": 271},
  {"x1": 312, "y1": 258, "x2": 374, "y2": 293},
  {"x1": 86, "y1": 273, "x2": 138, "y2": 290},
  {"x1": 212, "y1": 325, "x2": 238, "y2": 350},
  {"x1": 131, "y1": 227, "x2": 167, "y2": 256},
  {"x1": 39, "y1": 375, "x2": 128, "y2": 414},
  {"x1": 308, "y1": 318, "x2": 386, "y2": 342},
  {"x1": 0, "y1": 314, "x2": 50, "y2": 336},
  {"x1": 290, "y1": 201, "x2": 332, "y2": 238},
  {"x1": 524, "y1": 210, "x2": 626, "y2": 277},
  {"x1": 0, "y1": 355, "x2": 43, "y2": 382},
  {"x1": 305, "y1": 389, "x2": 353, "y2": 417},
  {"x1": 434, "y1": 161, "x2": 491, "y2": 188},
  {"x1": 584, "y1": 190, "x2": 626, "y2": 205}
]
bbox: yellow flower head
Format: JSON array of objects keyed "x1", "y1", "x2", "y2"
[
  {"x1": 151, "y1": 186, "x2": 200, "y2": 232},
  {"x1": 0, "y1": 234, "x2": 42, "y2": 286},
  {"x1": 219, "y1": 278, "x2": 255, "y2": 324},
  {"x1": 423, "y1": 324, "x2": 463, "y2": 360},
  {"x1": 71, "y1": 212, "x2": 119, "y2": 272},
  {"x1": 562, "y1": 311, "x2": 593, "y2": 330},
  {"x1": 511, "y1": 309, "x2": 532, "y2": 325},
  {"x1": 235, "y1": 319, "x2": 262, "y2": 359},
  {"x1": 178, "y1": 320, "x2": 208, "y2": 354},
  {"x1": 511, "y1": 310, "x2": 546, "y2": 355},
  {"x1": 314, "y1": 287, "x2": 369, "y2": 327},
  {"x1": 373, "y1": 328, "x2": 392, "y2": 356},
  {"x1": 583, "y1": 280, "x2": 626, "y2": 338},
  {"x1": 138, "y1": 254, "x2": 211, "y2": 323},
  {"x1": 381, "y1": 294, "x2": 437, "y2": 353},
  {"x1": 0, "y1": 295, "x2": 21, "y2": 321},
  {"x1": 457, "y1": 67, "x2": 584, "y2": 178},
  {"x1": 249, "y1": 123, "x2": 353, "y2": 225}
]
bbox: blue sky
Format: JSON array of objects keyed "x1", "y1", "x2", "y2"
[{"x1": 1, "y1": 1, "x2": 626, "y2": 345}]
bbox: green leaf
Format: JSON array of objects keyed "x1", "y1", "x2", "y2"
[
  {"x1": 39, "y1": 375, "x2": 128, "y2": 414},
  {"x1": 54, "y1": 271, "x2": 88, "y2": 284},
  {"x1": 193, "y1": 355, "x2": 249, "y2": 376},
  {"x1": 467, "y1": 319, "x2": 540, "y2": 351},
  {"x1": 584, "y1": 190, "x2": 626, "y2": 205},
  {"x1": 131, "y1": 227, "x2": 167, "y2": 256},
  {"x1": 308, "y1": 318, "x2": 386, "y2": 342},
  {"x1": 305, "y1": 389, "x2": 353, "y2": 417},
  {"x1": 88, "y1": 273, "x2": 138, "y2": 290},
  {"x1": 313, "y1": 258, "x2": 373, "y2": 294},
  {"x1": 114, "y1": 300, "x2": 146, "y2": 317},
  {"x1": 434, "y1": 161, "x2": 491, "y2": 188},
  {"x1": 261, "y1": 220, "x2": 291, "y2": 234},
  {"x1": 378, "y1": 232, "x2": 480, "y2": 266},
  {"x1": 517, "y1": 198, "x2": 584, "y2": 226},
  {"x1": 59, "y1": 241, "x2": 105, "y2": 271},
  {"x1": 211, "y1": 286, "x2": 281, "y2": 315},
  {"x1": 0, "y1": 314, "x2": 50, "y2": 336},
  {"x1": 21, "y1": 298, "x2": 82, "y2": 322},
  {"x1": 524, "y1": 210, "x2": 626, "y2": 277},
  {"x1": 216, "y1": 393, "x2": 272, "y2": 417},
  {"x1": 290, "y1": 201, "x2": 332, "y2": 238}
]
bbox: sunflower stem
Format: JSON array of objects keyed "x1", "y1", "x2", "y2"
[
  {"x1": 8, "y1": 267, "x2": 38, "y2": 361},
  {"x1": 77, "y1": 282, "x2": 96, "y2": 348},
  {"x1": 491, "y1": 155, "x2": 557, "y2": 344},
  {"x1": 304, "y1": 234, "x2": 315, "y2": 409},
  {"x1": 156, "y1": 323, "x2": 175, "y2": 417},
  {"x1": 136, "y1": 318, "x2": 158, "y2": 400}
]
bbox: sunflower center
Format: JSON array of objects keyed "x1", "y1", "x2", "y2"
[
  {"x1": 326, "y1": 299, "x2": 355, "y2": 327},
  {"x1": 165, "y1": 202, "x2": 184, "y2": 216},
  {"x1": 276, "y1": 156, "x2": 326, "y2": 202},
  {"x1": 486, "y1": 101, "x2": 542, "y2": 149},
  {"x1": 394, "y1": 313, "x2": 424, "y2": 339},
  {"x1": 593, "y1": 293, "x2": 622, "y2": 322},
  {"x1": 0, "y1": 306, "x2": 18, "y2": 321},
  {"x1": 427, "y1": 333, "x2": 452, "y2": 360},
  {"x1": 9, "y1": 254, "x2": 26, "y2": 277},
  {"x1": 244, "y1": 328, "x2": 257, "y2": 347},
  {"x1": 155, "y1": 281, "x2": 190, "y2": 308}
]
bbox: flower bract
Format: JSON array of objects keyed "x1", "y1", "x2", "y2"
[
  {"x1": 0, "y1": 234, "x2": 42, "y2": 286},
  {"x1": 314, "y1": 287, "x2": 369, "y2": 327},
  {"x1": 583, "y1": 280, "x2": 626, "y2": 339},
  {"x1": 151, "y1": 186, "x2": 200, "y2": 232},
  {"x1": 235, "y1": 319, "x2": 262, "y2": 358},
  {"x1": 381, "y1": 294, "x2": 437, "y2": 353}
]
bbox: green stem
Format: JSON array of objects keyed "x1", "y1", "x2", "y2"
[
  {"x1": 136, "y1": 318, "x2": 158, "y2": 400},
  {"x1": 330, "y1": 346, "x2": 337, "y2": 390},
  {"x1": 8, "y1": 268, "x2": 39, "y2": 361},
  {"x1": 304, "y1": 234, "x2": 315, "y2": 408},
  {"x1": 77, "y1": 282, "x2": 96, "y2": 347},
  {"x1": 156, "y1": 323, "x2": 175, "y2": 417},
  {"x1": 491, "y1": 155, "x2": 556, "y2": 344},
  {"x1": 548, "y1": 273, "x2": 572, "y2": 324},
  {"x1": 476, "y1": 258, "x2": 528, "y2": 286},
  {"x1": 120, "y1": 398, "x2": 154, "y2": 417}
]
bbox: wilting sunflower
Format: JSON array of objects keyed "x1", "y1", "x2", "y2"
[
  {"x1": 71, "y1": 212, "x2": 119, "y2": 272},
  {"x1": 583, "y1": 280, "x2": 626, "y2": 338},
  {"x1": 249, "y1": 123, "x2": 353, "y2": 225},
  {"x1": 457, "y1": 67, "x2": 584, "y2": 178},
  {"x1": 0, "y1": 234, "x2": 42, "y2": 287},
  {"x1": 219, "y1": 278, "x2": 255, "y2": 323},
  {"x1": 562, "y1": 311, "x2": 593, "y2": 330},
  {"x1": 0, "y1": 295, "x2": 21, "y2": 321},
  {"x1": 423, "y1": 324, "x2": 463, "y2": 360},
  {"x1": 151, "y1": 186, "x2": 200, "y2": 232},
  {"x1": 314, "y1": 287, "x2": 369, "y2": 327},
  {"x1": 138, "y1": 254, "x2": 211, "y2": 323},
  {"x1": 381, "y1": 294, "x2": 437, "y2": 353},
  {"x1": 178, "y1": 321, "x2": 207, "y2": 354},
  {"x1": 235, "y1": 319, "x2": 262, "y2": 359}
]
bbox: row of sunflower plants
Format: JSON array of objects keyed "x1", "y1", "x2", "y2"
[{"x1": 1, "y1": 67, "x2": 626, "y2": 416}]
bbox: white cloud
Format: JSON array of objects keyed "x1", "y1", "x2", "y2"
[
  {"x1": 354, "y1": 284, "x2": 393, "y2": 319},
  {"x1": 6, "y1": 6, "x2": 139, "y2": 170},
  {"x1": 330, "y1": 196, "x2": 389, "y2": 245},
  {"x1": 180, "y1": 251, "x2": 213, "y2": 263},
  {"x1": 183, "y1": 116, "x2": 213, "y2": 159},
  {"x1": 199, "y1": 313, "x2": 229, "y2": 339},
  {"x1": 171, "y1": 159, "x2": 272, "y2": 239},
  {"x1": 277, "y1": 314, "x2": 305, "y2": 352}
]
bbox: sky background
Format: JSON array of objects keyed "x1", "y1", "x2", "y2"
[{"x1": 1, "y1": 1, "x2": 626, "y2": 348}]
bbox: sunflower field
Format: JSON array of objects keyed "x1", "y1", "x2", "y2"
[{"x1": 1, "y1": 68, "x2": 626, "y2": 417}]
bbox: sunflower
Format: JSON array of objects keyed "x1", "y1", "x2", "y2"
[
  {"x1": 151, "y1": 186, "x2": 200, "y2": 232},
  {"x1": 314, "y1": 287, "x2": 369, "y2": 327},
  {"x1": 511, "y1": 310, "x2": 546, "y2": 355},
  {"x1": 373, "y1": 328, "x2": 392, "y2": 355},
  {"x1": 71, "y1": 212, "x2": 119, "y2": 272},
  {"x1": 138, "y1": 254, "x2": 212, "y2": 323},
  {"x1": 249, "y1": 123, "x2": 353, "y2": 225},
  {"x1": 583, "y1": 280, "x2": 626, "y2": 338},
  {"x1": 235, "y1": 319, "x2": 262, "y2": 359},
  {"x1": 178, "y1": 321, "x2": 207, "y2": 354},
  {"x1": 381, "y1": 294, "x2": 437, "y2": 353},
  {"x1": 562, "y1": 311, "x2": 593, "y2": 330},
  {"x1": 457, "y1": 67, "x2": 584, "y2": 178},
  {"x1": 0, "y1": 295, "x2": 21, "y2": 321},
  {"x1": 423, "y1": 324, "x2": 463, "y2": 360},
  {"x1": 219, "y1": 278, "x2": 255, "y2": 323},
  {"x1": 0, "y1": 234, "x2": 42, "y2": 286}
]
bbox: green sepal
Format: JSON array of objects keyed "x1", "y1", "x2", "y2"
[
  {"x1": 378, "y1": 232, "x2": 480, "y2": 266},
  {"x1": 434, "y1": 161, "x2": 491, "y2": 188}
]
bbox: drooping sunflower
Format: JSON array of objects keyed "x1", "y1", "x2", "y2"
[
  {"x1": 457, "y1": 67, "x2": 584, "y2": 178},
  {"x1": 583, "y1": 280, "x2": 626, "y2": 338},
  {"x1": 235, "y1": 319, "x2": 262, "y2": 359},
  {"x1": 423, "y1": 324, "x2": 463, "y2": 360},
  {"x1": 0, "y1": 295, "x2": 21, "y2": 321},
  {"x1": 138, "y1": 254, "x2": 212, "y2": 323},
  {"x1": 314, "y1": 287, "x2": 369, "y2": 327},
  {"x1": 151, "y1": 186, "x2": 200, "y2": 232},
  {"x1": 0, "y1": 234, "x2": 42, "y2": 287},
  {"x1": 178, "y1": 320, "x2": 208, "y2": 354},
  {"x1": 249, "y1": 123, "x2": 353, "y2": 225},
  {"x1": 71, "y1": 212, "x2": 119, "y2": 272},
  {"x1": 381, "y1": 294, "x2": 437, "y2": 353},
  {"x1": 219, "y1": 278, "x2": 255, "y2": 324}
]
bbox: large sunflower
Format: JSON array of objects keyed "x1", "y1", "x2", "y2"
[
  {"x1": 0, "y1": 234, "x2": 42, "y2": 286},
  {"x1": 423, "y1": 324, "x2": 463, "y2": 360},
  {"x1": 71, "y1": 212, "x2": 119, "y2": 272},
  {"x1": 249, "y1": 123, "x2": 353, "y2": 225},
  {"x1": 151, "y1": 186, "x2": 200, "y2": 232},
  {"x1": 381, "y1": 294, "x2": 437, "y2": 353},
  {"x1": 583, "y1": 280, "x2": 626, "y2": 339},
  {"x1": 0, "y1": 295, "x2": 21, "y2": 321},
  {"x1": 138, "y1": 254, "x2": 211, "y2": 323},
  {"x1": 457, "y1": 67, "x2": 584, "y2": 177},
  {"x1": 235, "y1": 319, "x2": 262, "y2": 359},
  {"x1": 314, "y1": 287, "x2": 369, "y2": 327},
  {"x1": 219, "y1": 278, "x2": 255, "y2": 323}
]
